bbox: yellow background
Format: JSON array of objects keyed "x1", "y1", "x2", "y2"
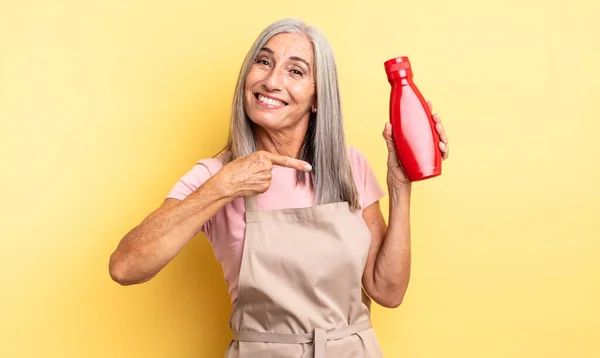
[{"x1": 1, "y1": 0, "x2": 599, "y2": 357}]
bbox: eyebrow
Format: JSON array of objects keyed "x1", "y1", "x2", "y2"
[{"x1": 259, "y1": 47, "x2": 311, "y2": 70}]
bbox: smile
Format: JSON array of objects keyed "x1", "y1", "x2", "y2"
[{"x1": 255, "y1": 93, "x2": 287, "y2": 108}]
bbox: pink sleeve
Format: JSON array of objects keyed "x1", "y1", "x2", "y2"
[
  {"x1": 165, "y1": 157, "x2": 223, "y2": 235},
  {"x1": 349, "y1": 146, "x2": 386, "y2": 210}
]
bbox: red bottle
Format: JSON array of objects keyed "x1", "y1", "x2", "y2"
[{"x1": 384, "y1": 56, "x2": 442, "y2": 181}]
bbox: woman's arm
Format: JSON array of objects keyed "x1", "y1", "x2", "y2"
[
  {"x1": 361, "y1": 185, "x2": 412, "y2": 308},
  {"x1": 108, "y1": 151, "x2": 311, "y2": 286},
  {"x1": 108, "y1": 179, "x2": 231, "y2": 286},
  {"x1": 361, "y1": 101, "x2": 448, "y2": 307}
]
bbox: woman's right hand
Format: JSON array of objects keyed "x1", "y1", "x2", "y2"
[
  {"x1": 210, "y1": 151, "x2": 312, "y2": 199},
  {"x1": 108, "y1": 151, "x2": 310, "y2": 285}
]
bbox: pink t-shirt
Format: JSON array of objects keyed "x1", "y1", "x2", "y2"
[{"x1": 166, "y1": 146, "x2": 386, "y2": 304}]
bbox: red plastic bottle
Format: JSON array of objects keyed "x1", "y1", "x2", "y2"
[{"x1": 384, "y1": 56, "x2": 442, "y2": 181}]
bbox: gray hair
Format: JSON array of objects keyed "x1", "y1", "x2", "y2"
[{"x1": 221, "y1": 18, "x2": 360, "y2": 211}]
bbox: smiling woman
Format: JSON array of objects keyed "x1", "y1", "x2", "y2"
[
  {"x1": 222, "y1": 20, "x2": 370, "y2": 211},
  {"x1": 244, "y1": 33, "x2": 317, "y2": 157},
  {"x1": 108, "y1": 17, "x2": 449, "y2": 358}
]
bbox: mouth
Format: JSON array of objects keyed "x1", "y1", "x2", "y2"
[{"x1": 254, "y1": 93, "x2": 288, "y2": 108}]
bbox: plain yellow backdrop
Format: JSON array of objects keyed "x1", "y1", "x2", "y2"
[{"x1": 1, "y1": 0, "x2": 599, "y2": 357}]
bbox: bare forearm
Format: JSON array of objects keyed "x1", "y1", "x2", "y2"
[
  {"x1": 373, "y1": 185, "x2": 412, "y2": 305},
  {"x1": 109, "y1": 178, "x2": 231, "y2": 285}
]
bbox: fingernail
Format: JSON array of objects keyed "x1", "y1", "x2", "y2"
[{"x1": 304, "y1": 164, "x2": 312, "y2": 171}]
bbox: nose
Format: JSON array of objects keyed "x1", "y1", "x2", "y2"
[{"x1": 263, "y1": 68, "x2": 284, "y2": 92}]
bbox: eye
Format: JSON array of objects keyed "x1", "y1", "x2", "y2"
[
  {"x1": 290, "y1": 69, "x2": 304, "y2": 77},
  {"x1": 255, "y1": 58, "x2": 270, "y2": 66}
]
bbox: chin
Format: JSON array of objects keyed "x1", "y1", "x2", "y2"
[
  {"x1": 245, "y1": 108, "x2": 285, "y2": 129},
  {"x1": 248, "y1": 115, "x2": 283, "y2": 131}
]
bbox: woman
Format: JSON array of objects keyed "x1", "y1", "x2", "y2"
[{"x1": 109, "y1": 18, "x2": 449, "y2": 357}]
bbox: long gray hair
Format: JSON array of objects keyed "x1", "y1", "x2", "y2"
[{"x1": 221, "y1": 18, "x2": 360, "y2": 211}]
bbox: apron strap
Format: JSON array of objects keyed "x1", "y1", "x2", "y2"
[
  {"x1": 314, "y1": 328, "x2": 326, "y2": 357},
  {"x1": 244, "y1": 195, "x2": 259, "y2": 213},
  {"x1": 232, "y1": 320, "x2": 372, "y2": 358}
]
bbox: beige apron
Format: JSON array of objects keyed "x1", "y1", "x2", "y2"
[{"x1": 225, "y1": 195, "x2": 384, "y2": 358}]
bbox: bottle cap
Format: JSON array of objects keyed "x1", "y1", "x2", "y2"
[{"x1": 384, "y1": 57, "x2": 411, "y2": 74}]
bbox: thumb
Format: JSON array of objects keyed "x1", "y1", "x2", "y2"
[
  {"x1": 383, "y1": 122, "x2": 401, "y2": 169},
  {"x1": 382, "y1": 122, "x2": 396, "y2": 153}
]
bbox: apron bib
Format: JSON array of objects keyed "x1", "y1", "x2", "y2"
[{"x1": 225, "y1": 195, "x2": 384, "y2": 358}]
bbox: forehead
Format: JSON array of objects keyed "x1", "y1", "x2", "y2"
[{"x1": 262, "y1": 33, "x2": 314, "y2": 63}]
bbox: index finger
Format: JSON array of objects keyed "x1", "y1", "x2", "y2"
[{"x1": 265, "y1": 153, "x2": 312, "y2": 172}]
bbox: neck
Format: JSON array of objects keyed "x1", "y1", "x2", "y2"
[{"x1": 254, "y1": 123, "x2": 308, "y2": 159}]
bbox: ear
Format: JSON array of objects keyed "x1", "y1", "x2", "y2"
[{"x1": 311, "y1": 104, "x2": 317, "y2": 113}]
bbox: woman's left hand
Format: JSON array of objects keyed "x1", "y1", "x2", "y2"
[{"x1": 383, "y1": 100, "x2": 450, "y2": 188}]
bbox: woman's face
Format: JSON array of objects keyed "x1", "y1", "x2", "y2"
[{"x1": 244, "y1": 32, "x2": 316, "y2": 132}]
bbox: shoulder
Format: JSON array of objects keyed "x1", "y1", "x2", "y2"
[
  {"x1": 346, "y1": 145, "x2": 373, "y2": 186},
  {"x1": 346, "y1": 145, "x2": 386, "y2": 209},
  {"x1": 195, "y1": 155, "x2": 226, "y2": 176},
  {"x1": 347, "y1": 145, "x2": 372, "y2": 171},
  {"x1": 181, "y1": 154, "x2": 226, "y2": 181},
  {"x1": 165, "y1": 153, "x2": 227, "y2": 201}
]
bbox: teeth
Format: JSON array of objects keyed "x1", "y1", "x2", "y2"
[{"x1": 258, "y1": 94, "x2": 285, "y2": 107}]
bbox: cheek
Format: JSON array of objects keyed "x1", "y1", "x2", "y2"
[
  {"x1": 245, "y1": 68, "x2": 259, "y2": 92},
  {"x1": 244, "y1": 78, "x2": 257, "y2": 103},
  {"x1": 244, "y1": 78, "x2": 253, "y2": 93},
  {"x1": 243, "y1": 80, "x2": 254, "y2": 111},
  {"x1": 290, "y1": 83, "x2": 315, "y2": 107}
]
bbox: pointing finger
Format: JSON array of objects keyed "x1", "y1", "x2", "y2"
[{"x1": 265, "y1": 153, "x2": 312, "y2": 172}]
